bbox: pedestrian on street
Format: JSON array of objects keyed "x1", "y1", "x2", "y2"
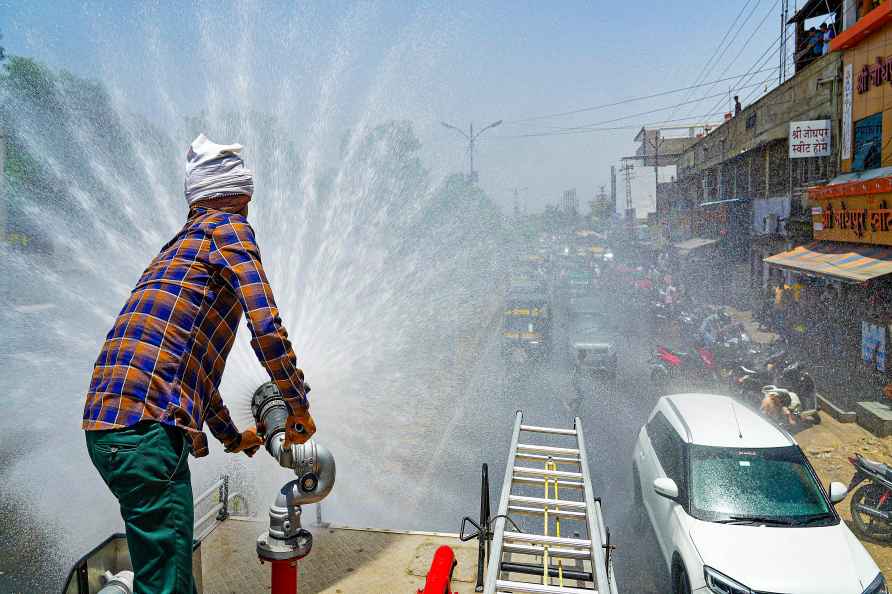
[
  {"x1": 570, "y1": 349, "x2": 589, "y2": 412},
  {"x1": 82, "y1": 134, "x2": 316, "y2": 594},
  {"x1": 758, "y1": 282, "x2": 773, "y2": 328},
  {"x1": 773, "y1": 284, "x2": 791, "y2": 336}
]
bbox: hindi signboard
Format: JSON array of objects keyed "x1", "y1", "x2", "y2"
[
  {"x1": 789, "y1": 120, "x2": 832, "y2": 158},
  {"x1": 812, "y1": 196, "x2": 892, "y2": 246}
]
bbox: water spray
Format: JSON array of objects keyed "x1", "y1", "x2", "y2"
[{"x1": 251, "y1": 381, "x2": 335, "y2": 594}]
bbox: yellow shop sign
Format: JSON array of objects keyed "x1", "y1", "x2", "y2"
[{"x1": 812, "y1": 196, "x2": 892, "y2": 245}]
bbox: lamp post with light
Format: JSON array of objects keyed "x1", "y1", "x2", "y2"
[{"x1": 440, "y1": 119, "x2": 502, "y2": 180}]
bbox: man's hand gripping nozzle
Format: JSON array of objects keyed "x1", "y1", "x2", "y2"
[{"x1": 250, "y1": 381, "x2": 335, "y2": 568}]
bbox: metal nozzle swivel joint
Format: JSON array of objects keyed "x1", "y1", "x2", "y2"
[{"x1": 252, "y1": 382, "x2": 336, "y2": 563}]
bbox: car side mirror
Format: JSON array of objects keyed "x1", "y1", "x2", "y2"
[
  {"x1": 653, "y1": 477, "x2": 679, "y2": 500},
  {"x1": 829, "y1": 481, "x2": 848, "y2": 505}
]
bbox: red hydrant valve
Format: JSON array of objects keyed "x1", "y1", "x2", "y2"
[{"x1": 418, "y1": 545, "x2": 457, "y2": 594}]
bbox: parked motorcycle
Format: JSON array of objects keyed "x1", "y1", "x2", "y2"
[
  {"x1": 675, "y1": 309, "x2": 701, "y2": 335},
  {"x1": 650, "y1": 344, "x2": 717, "y2": 385},
  {"x1": 728, "y1": 356, "x2": 820, "y2": 421},
  {"x1": 652, "y1": 300, "x2": 672, "y2": 324},
  {"x1": 779, "y1": 361, "x2": 820, "y2": 423},
  {"x1": 848, "y1": 453, "x2": 892, "y2": 541},
  {"x1": 728, "y1": 362, "x2": 776, "y2": 404}
]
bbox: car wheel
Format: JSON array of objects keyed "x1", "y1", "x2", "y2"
[{"x1": 672, "y1": 558, "x2": 691, "y2": 594}]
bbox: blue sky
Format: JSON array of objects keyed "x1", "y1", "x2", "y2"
[{"x1": 1, "y1": 1, "x2": 808, "y2": 212}]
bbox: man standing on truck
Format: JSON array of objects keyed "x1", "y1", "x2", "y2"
[{"x1": 82, "y1": 134, "x2": 316, "y2": 594}]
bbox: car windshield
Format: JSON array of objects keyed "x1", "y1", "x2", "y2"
[{"x1": 689, "y1": 445, "x2": 832, "y2": 524}]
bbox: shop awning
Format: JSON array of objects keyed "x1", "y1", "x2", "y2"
[
  {"x1": 699, "y1": 198, "x2": 744, "y2": 208},
  {"x1": 808, "y1": 167, "x2": 892, "y2": 200},
  {"x1": 763, "y1": 241, "x2": 892, "y2": 283},
  {"x1": 673, "y1": 237, "x2": 719, "y2": 256}
]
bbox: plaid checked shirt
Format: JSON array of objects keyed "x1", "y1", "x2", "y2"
[{"x1": 82, "y1": 207, "x2": 308, "y2": 457}]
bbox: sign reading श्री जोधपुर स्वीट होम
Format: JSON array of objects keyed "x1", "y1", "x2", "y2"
[{"x1": 789, "y1": 120, "x2": 831, "y2": 158}]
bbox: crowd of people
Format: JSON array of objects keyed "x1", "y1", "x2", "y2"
[{"x1": 797, "y1": 22, "x2": 835, "y2": 69}]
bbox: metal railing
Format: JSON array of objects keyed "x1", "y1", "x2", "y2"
[{"x1": 193, "y1": 475, "x2": 248, "y2": 541}]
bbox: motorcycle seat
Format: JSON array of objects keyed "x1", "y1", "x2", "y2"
[
  {"x1": 658, "y1": 346, "x2": 688, "y2": 357},
  {"x1": 860, "y1": 456, "x2": 892, "y2": 480}
]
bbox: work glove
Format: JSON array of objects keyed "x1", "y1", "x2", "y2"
[
  {"x1": 227, "y1": 426, "x2": 264, "y2": 457},
  {"x1": 283, "y1": 410, "x2": 316, "y2": 448}
]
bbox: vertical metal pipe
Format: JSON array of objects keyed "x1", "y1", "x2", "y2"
[
  {"x1": 475, "y1": 463, "x2": 490, "y2": 591},
  {"x1": 483, "y1": 411, "x2": 523, "y2": 594},
  {"x1": 0, "y1": 127, "x2": 5, "y2": 243},
  {"x1": 270, "y1": 560, "x2": 298, "y2": 594}
]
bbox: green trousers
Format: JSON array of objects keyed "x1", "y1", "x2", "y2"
[{"x1": 86, "y1": 421, "x2": 196, "y2": 594}]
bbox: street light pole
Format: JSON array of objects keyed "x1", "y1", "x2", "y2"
[
  {"x1": 441, "y1": 119, "x2": 502, "y2": 179},
  {"x1": 469, "y1": 122, "x2": 474, "y2": 177}
]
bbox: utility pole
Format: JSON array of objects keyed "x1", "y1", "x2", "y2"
[
  {"x1": 780, "y1": 0, "x2": 789, "y2": 85},
  {"x1": 652, "y1": 129, "x2": 661, "y2": 191},
  {"x1": 610, "y1": 165, "x2": 617, "y2": 216},
  {"x1": 509, "y1": 187, "x2": 528, "y2": 219},
  {"x1": 645, "y1": 129, "x2": 664, "y2": 218},
  {"x1": 469, "y1": 123, "x2": 474, "y2": 176},
  {"x1": 593, "y1": 185, "x2": 608, "y2": 226},
  {"x1": 441, "y1": 119, "x2": 503, "y2": 180},
  {"x1": 621, "y1": 160, "x2": 635, "y2": 222}
]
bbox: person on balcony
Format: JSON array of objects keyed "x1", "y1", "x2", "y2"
[{"x1": 821, "y1": 22, "x2": 835, "y2": 55}]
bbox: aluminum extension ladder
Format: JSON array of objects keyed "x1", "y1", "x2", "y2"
[{"x1": 483, "y1": 412, "x2": 618, "y2": 594}]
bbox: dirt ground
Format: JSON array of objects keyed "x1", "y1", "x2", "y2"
[{"x1": 797, "y1": 412, "x2": 892, "y2": 580}]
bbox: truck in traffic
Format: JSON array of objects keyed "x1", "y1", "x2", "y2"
[{"x1": 501, "y1": 287, "x2": 552, "y2": 364}]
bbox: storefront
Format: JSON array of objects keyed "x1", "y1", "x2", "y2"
[
  {"x1": 764, "y1": 238, "x2": 892, "y2": 409},
  {"x1": 764, "y1": 6, "x2": 892, "y2": 409},
  {"x1": 666, "y1": 199, "x2": 751, "y2": 305}
]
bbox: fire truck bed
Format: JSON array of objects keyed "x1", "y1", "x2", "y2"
[{"x1": 201, "y1": 518, "x2": 481, "y2": 594}]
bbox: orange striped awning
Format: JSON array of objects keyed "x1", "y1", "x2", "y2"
[{"x1": 764, "y1": 241, "x2": 892, "y2": 283}]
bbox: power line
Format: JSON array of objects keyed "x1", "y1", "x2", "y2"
[
  {"x1": 505, "y1": 80, "x2": 767, "y2": 138},
  {"x1": 501, "y1": 34, "x2": 807, "y2": 142},
  {"x1": 503, "y1": 67, "x2": 779, "y2": 126},
  {"x1": 684, "y1": 0, "x2": 782, "y2": 118},
  {"x1": 736, "y1": 26, "x2": 795, "y2": 95},
  {"x1": 500, "y1": 79, "x2": 818, "y2": 140},
  {"x1": 499, "y1": 112, "x2": 728, "y2": 139},
  {"x1": 669, "y1": 0, "x2": 759, "y2": 120},
  {"x1": 703, "y1": 20, "x2": 794, "y2": 119}
]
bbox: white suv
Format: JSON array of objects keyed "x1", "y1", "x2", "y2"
[{"x1": 632, "y1": 393, "x2": 885, "y2": 594}]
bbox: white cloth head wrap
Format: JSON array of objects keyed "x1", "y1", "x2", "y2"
[{"x1": 184, "y1": 133, "x2": 254, "y2": 206}]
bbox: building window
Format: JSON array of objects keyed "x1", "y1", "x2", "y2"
[{"x1": 852, "y1": 112, "x2": 882, "y2": 172}]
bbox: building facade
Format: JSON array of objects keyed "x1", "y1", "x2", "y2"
[
  {"x1": 778, "y1": 1, "x2": 892, "y2": 417},
  {"x1": 666, "y1": 51, "x2": 842, "y2": 306}
]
